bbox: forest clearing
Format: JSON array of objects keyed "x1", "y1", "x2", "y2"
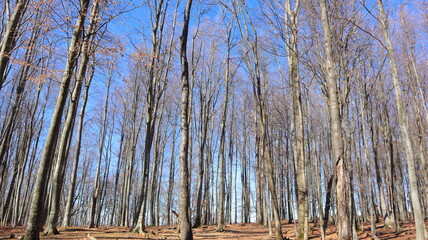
[{"x1": 1, "y1": 0, "x2": 427, "y2": 240}]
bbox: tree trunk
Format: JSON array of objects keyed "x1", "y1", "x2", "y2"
[
  {"x1": 45, "y1": 0, "x2": 100, "y2": 234},
  {"x1": 62, "y1": 65, "x2": 93, "y2": 227},
  {"x1": 216, "y1": 25, "x2": 232, "y2": 232},
  {"x1": 178, "y1": 0, "x2": 193, "y2": 239},
  {"x1": 284, "y1": 0, "x2": 308, "y2": 238},
  {"x1": 318, "y1": 1, "x2": 351, "y2": 238},
  {"x1": 23, "y1": 1, "x2": 90, "y2": 239},
  {"x1": 0, "y1": 0, "x2": 29, "y2": 90},
  {"x1": 376, "y1": 1, "x2": 428, "y2": 239},
  {"x1": 133, "y1": 0, "x2": 169, "y2": 232},
  {"x1": 89, "y1": 65, "x2": 112, "y2": 228},
  {"x1": 166, "y1": 124, "x2": 177, "y2": 226},
  {"x1": 0, "y1": 12, "x2": 40, "y2": 192}
]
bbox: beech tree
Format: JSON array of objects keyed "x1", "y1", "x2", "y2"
[
  {"x1": 178, "y1": 0, "x2": 193, "y2": 239},
  {"x1": 0, "y1": 1, "x2": 426, "y2": 239},
  {"x1": 376, "y1": 0, "x2": 428, "y2": 239},
  {"x1": 133, "y1": 0, "x2": 173, "y2": 233},
  {"x1": 0, "y1": 0, "x2": 29, "y2": 90},
  {"x1": 45, "y1": 0, "x2": 101, "y2": 234},
  {"x1": 23, "y1": 0, "x2": 91, "y2": 239},
  {"x1": 283, "y1": 0, "x2": 308, "y2": 239},
  {"x1": 318, "y1": 0, "x2": 351, "y2": 239}
]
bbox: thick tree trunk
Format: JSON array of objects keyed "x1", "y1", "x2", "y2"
[
  {"x1": 318, "y1": 0, "x2": 351, "y2": 238},
  {"x1": 23, "y1": 1, "x2": 90, "y2": 239},
  {"x1": 284, "y1": 0, "x2": 307, "y2": 238},
  {"x1": 178, "y1": 0, "x2": 193, "y2": 239}
]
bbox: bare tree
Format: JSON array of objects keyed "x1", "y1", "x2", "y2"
[
  {"x1": 284, "y1": 0, "x2": 308, "y2": 239},
  {"x1": 230, "y1": 1, "x2": 283, "y2": 239},
  {"x1": 0, "y1": 4, "x2": 44, "y2": 192},
  {"x1": 23, "y1": 0, "x2": 90, "y2": 239},
  {"x1": 45, "y1": 0, "x2": 101, "y2": 234},
  {"x1": 89, "y1": 62, "x2": 112, "y2": 229},
  {"x1": 178, "y1": 0, "x2": 194, "y2": 239},
  {"x1": 0, "y1": 0, "x2": 29, "y2": 90},
  {"x1": 376, "y1": 1, "x2": 428, "y2": 239},
  {"x1": 62, "y1": 63, "x2": 95, "y2": 227},
  {"x1": 217, "y1": 22, "x2": 233, "y2": 233},
  {"x1": 318, "y1": 0, "x2": 351, "y2": 239}
]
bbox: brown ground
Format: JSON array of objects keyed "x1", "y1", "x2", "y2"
[{"x1": 1, "y1": 220, "x2": 426, "y2": 240}]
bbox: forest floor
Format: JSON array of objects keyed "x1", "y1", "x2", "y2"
[{"x1": 1, "y1": 220, "x2": 427, "y2": 240}]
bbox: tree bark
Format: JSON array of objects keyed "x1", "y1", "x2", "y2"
[
  {"x1": 62, "y1": 65, "x2": 94, "y2": 227},
  {"x1": 45, "y1": 0, "x2": 100, "y2": 234},
  {"x1": 23, "y1": 1, "x2": 90, "y2": 239},
  {"x1": 284, "y1": 0, "x2": 308, "y2": 239},
  {"x1": 376, "y1": 1, "x2": 428, "y2": 239},
  {"x1": 318, "y1": 0, "x2": 351, "y2": 238},
  {"x1": 216, "y1": 25, "x2": 232, "y2": 232},
  {"x1": 0, "y1": 0, "x2": 29, "y2": 90}
]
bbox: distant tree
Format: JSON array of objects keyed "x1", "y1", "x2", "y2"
[
  {"x1": 283, "y1": 0, "x2": 308, "y2": 239},
  {"x1": 133, "y1": 0, "x2": 172, "y2": 233}
]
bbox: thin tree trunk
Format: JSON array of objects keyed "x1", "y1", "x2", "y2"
[
  {"x1": 284, "y1": 0, "x2": 307, "y2": 238},
  {"x1": 110, "y1": 117, "x2": 126, "y2": 226},
  {"x1": 193, "y1": 74, "x2": 211, "y2": 228},
  {"x1": 166, "y1": 124, "x2": 177, "y2": 226},
  {"x1": 359, "y1": 92, "x2": 377, "y2": 238},
  {"x1": 307, "y1": 96, "x2": 325, "y2": 240},
  {"x1": 400, "y1": 12, "x2": 428, "y2": 217},
  {"x1": 178, "y1": 0, "x2": 193, "y2": 239},
  {"x1": 0, "y1": 0, "x2": 29, "y2": 90},
  {"x1": 133, "y1": 0, "x2": 170, "y2": 232},
  {"x1": 0, "y1": 8, "x2": 41, "y2": 196},
  {"x1": 62, "y1": 64, "x2": 94, "y2": 227},
  {"x1": 216, "y1": 25, "x2": 232, "y2": 232},
  {"x1": 89, "y1": 66, "x2": 112, "y2": 228}
]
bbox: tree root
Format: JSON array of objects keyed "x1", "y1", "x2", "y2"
[
  {"x1": 43, "y1": 227, "x2": 60, "y2": 236},
  {"x1": 131, "y1": 226, "x2": 148, "y2": 235},
  {"x1": 86, "y1": 233, "x2": 97, "y2": 240}
]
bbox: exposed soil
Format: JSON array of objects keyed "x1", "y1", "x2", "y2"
[{"x1": 1, "y1": 220, "x2": 426, "y2": 239}]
